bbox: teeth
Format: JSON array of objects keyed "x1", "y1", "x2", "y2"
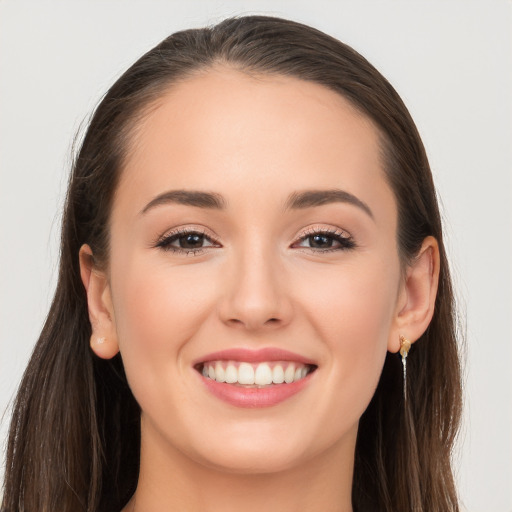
[
  {"x1": 284, "y1": 364, "x2": 295, "y2": 384},
  {"x1": 202, "y1": 361, "x2": 312, "y2": 386},
  {"x1": 215, "y1": 362, "x2": 226, "y2": 383},
  {"x1": 225, "y1": 364, "x2": 238, "y2": 384},
  {"x1": 238, "y1": 363, "x2": 255, "y2": 385},
  {"x1": 272, "y1": 365, "x2": 285, "y2": 384},
  {"x1": 254, "y1": 363, "x2": 273, "y2": 385}
]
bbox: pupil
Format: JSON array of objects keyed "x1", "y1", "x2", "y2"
[
  {"x1": 180, "y1": 234, "x2": 203, "y2": 248},
  {"x1": 310, "y1": 235, "x2": 332, "y2": 248}
]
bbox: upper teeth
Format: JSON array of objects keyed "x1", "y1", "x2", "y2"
[{"x1": 201, "y1": 361, "x2": 310, "y2": 386}]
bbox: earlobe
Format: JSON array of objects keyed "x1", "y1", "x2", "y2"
[
  {"x1": 79, "y1": 244, "x2": 120, "y2": 359},
  {"x1": 388, "y1": 236, "x2": 440, "y2": 352},
  {"x1": 89, "y1": 334, "x2": 120, "y2": 360}
]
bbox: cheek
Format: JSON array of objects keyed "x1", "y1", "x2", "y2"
[
  {"x1": 109, "y1": 254, "x2": 218, "y2": 398},
  {"x1": 299, "y1": 256, "x2": 399, "y2": 349},
  {"x1": 113, "y1": 253, "x2": 213, "y2": 338},
  {"x1": 295, "y1": 258, "x2": 399, "y2": 430}
]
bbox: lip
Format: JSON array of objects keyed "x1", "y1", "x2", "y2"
[
  {"x1": 197, "y1": 370, "x2": 315, "y2": 408},
  {"x1": 193, "y1": 347, "x2": 317, "y2": 366},
  {"x1": 193, "y1": 347, "x2": 317, "y2": 408}
]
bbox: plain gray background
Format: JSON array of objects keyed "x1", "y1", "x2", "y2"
[{"x1": 1, "y1": 1, "x2": 511, "y2": 510}]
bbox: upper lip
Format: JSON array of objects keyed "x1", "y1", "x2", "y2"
[{"x1": 193, "y1": 347, "x2": 317, "y2": 366}]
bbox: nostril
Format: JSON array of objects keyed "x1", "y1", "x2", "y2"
[{"x1": 226, "y1": 317, "x2": 281, "y2": 329}]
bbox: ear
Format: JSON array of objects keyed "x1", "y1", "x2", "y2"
[
  {"x1": 388, "y1": 236, "x2": 440, "y2": 352},
  {"x1": 79, "y1": 244, "x2": 119, "y2": 359}
]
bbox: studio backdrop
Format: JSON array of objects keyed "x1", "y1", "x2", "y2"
[{"x1": 0, "y1": 2, "x2": 511, "y2": 510}]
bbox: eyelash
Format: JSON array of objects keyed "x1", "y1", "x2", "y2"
[
  {"x1": 154, "y1": 226, "x2": 355, "y2": 255},
  {"x1": 155, "y1": 227, "x2": 220, "y2": 256},
  {"x1": 292, "y1": 227, "x2": 356, "y2": 253}
]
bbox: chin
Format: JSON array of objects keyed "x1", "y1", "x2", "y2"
[
  {"x1": 191, "y1": 443, "x2": 309, "y2": 475},
  {"x1": 180, "y1": 417, "x2": 338, "y2": 476}
]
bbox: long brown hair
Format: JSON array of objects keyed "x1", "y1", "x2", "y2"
[{"x1": 2, "y1": 16, "x2": 462, "y2": 512}]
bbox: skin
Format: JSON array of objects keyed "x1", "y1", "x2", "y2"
[{"x1": 80, "y1": 68, "x2": 439, "y2": 512}]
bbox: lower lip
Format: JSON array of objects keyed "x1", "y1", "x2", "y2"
[{"x1": 199, "y1": 372, "x2": 313, "y2": 408}]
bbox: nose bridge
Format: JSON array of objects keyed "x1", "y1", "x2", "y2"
[{"x1": 219, "y1": 233, "x2": 291, "y2": 330}]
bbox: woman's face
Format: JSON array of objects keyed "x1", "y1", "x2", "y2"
[{"x1": 105, "y1": 68, "x2": 404, "y2": 473}]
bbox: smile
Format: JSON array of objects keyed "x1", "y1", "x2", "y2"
[
  {"x1": 200, "y1": 361, "x2": 314, "y2": 387},
  {"x1": 194, "y1": 348, "x2": 318, "y2": 408}
]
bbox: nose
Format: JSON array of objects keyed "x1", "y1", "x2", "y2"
[{"x1": 217, "y1": 244, "x2": 293, "y2": 332}]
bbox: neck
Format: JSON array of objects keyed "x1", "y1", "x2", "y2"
[{"x1": 123, "y1": 420, "x2": 356, "y2": 512}]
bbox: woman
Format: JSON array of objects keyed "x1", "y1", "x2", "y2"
[{"x1": 2, "y1": 15, "x2": 462, "y2": 512}]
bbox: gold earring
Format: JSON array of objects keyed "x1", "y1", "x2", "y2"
[{"x1": 399, "y1": 335, "x2": 411, "y2": 401}]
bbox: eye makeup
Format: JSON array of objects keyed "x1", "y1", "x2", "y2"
[
  {"x1": 153, "y1": 223, "x2": 355, "y2": 256},
  {"x1": 154, "y1": 226, "x2": 221, "y2": 256},
  {"x1": 291, "y1": 226, "x2": 355, "y2": 253}
]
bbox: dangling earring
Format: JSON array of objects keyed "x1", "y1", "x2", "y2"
[{"x1": 399, "y1": 335, "x2": 411, "y2": 401}]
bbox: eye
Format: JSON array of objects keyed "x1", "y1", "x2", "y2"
[
  {"x1": 292, "y1": 228, "x2": 355, "y2": 252},
  {"x1": 155, "y1": 229, "x2": 220, "y2": 254}
]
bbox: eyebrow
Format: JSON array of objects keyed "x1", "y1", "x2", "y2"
[
  {"x1": 285, "y1": 189, "x2": 374, "y2": 219},
  {"x1": 140, "y1": 189, "x2": 226, "y2": 214},
  {"x1": 140, "y1": 187, "x2": 373, "y2": 219}
]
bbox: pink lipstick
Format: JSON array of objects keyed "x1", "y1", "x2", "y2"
[{"x1": 194, "y1": 348, "x2": 317, "y2": 408}]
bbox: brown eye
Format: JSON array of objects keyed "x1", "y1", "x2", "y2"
[
  {"x1": 178, "y1": 233, "x2": 205, "y2": 249},
  {"x1": 156, "y1": 230, "x2": 218, "y2": 253},
  {"x1": 293, "y1": 229, "x2": 355, "y2": 252},
  {"x1": 308, "y1": 234, "x2": 334, "y2": 249}
]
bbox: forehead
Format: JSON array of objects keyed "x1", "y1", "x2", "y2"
[{"x1": 116, "y1": 67, "x2": 393, "y2": 219}]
